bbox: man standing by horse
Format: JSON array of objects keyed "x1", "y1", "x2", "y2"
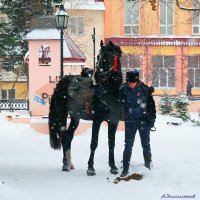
[{"x1": 119, "y1": 69, "x2": 156, "y2": 177}]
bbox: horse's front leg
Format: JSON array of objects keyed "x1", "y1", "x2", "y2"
[
  {"x1": 87, "y1": 119, "x2": 102, "y2": 176},
  {"x1": 108, "y1": 120, "x2": 119, "y2": 175},
  {"x1": 62, "y1": 117, "x2": 79, "y2": 171}
]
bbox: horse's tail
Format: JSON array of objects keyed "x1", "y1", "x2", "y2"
[
  {"x1": 48, "y1": 94, "x2": 62, "y2": 150},
  {"x1": 48, "y1": 77, "x2": 70, "y2": 150}
]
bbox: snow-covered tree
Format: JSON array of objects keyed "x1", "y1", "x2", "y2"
[
  {"x1": 170, "y1": 93, "x2": 191, "y2": 122},
  {"x1": 159, "y1": 92, "x2": 173, "y2": 115},
  {"x1": 0, "y1": 0, "x2": 48, "y2": 72}
]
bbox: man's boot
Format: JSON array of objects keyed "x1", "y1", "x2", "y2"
[
  {"x1": 120, "y1": 153, "x2": 131, "y2": 177},
  {"x1": 120, "y1": 165, "x2": 129, "y2": 177}
]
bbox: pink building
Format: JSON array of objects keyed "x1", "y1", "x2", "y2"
[{"x1": 26, "y1": 17, "x2": 86, "y2": 116}]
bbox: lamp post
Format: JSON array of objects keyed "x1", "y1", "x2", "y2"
[{"x1": 55, "y1": 4, "x2": 69, "y2": 79}]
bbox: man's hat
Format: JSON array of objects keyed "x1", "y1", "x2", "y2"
[{"x1": 126, "y1": 69, "x2": 139, "y2": 82}]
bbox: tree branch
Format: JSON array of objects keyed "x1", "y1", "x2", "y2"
[{"x1": 176, "y1": 0, "x2": 200, "y2": 11}]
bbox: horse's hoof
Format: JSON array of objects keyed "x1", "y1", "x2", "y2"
[
  {"x1": 62, "y1": 164, "x2": 70, "y2": 172},
  {"x1": 70, "y1": 164, "x2": 75, "y2": 170},
  {"x1": 87, "y1": 167, "x2": 96, "y2": 176},
  {"x1": 110, "y1": 166, "x2": 119, "y2": 175}
]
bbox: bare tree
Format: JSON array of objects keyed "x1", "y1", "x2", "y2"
[{"x1": 176, "y1": 0, "x2": 200, "y2": 11}]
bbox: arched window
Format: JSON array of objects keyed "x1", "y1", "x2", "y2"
[{"x1": 39, "y1": 45, "x2": 51, "y2": 65}]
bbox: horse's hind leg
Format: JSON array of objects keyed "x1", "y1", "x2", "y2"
[
  {"x1": 62, "y1": 117, "x2": 79, "y2": 171},
  {"x1": 87, "y1": 119, "x2": 102, "y2": 176},
  {"x1": 66, "y1": 149, "x2": 75, "y2": 170},
  {"x1": 108, "y1": 120, "x2": 119, "y2": 174}
]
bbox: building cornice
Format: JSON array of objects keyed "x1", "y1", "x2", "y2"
[{"x1": 106, "y1": 36, "x2": 200, "y2": 46}]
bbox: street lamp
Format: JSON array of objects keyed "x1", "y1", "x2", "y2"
[{"x1": 55, "y1": 4, "x2": 69, "y2": 79}]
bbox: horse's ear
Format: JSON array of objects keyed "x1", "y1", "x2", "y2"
[
  {"x1": 100, "y1": 40, "x2": 104, "y2": 47},
  {"x1": 109, "y1": 41, "x2": 114, "y2": 46}
]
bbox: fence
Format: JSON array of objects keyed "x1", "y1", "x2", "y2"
[{"x1": 0, "y1": 99, "x2": 29, "y2": 111}]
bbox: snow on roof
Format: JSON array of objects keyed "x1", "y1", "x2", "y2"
[
  {"x1": 64, "y1": 0, "x2": 105, "y2": 10},
  {"x1": 64, "y1": 32, "x2": 86, "y2": 61},
  {"x1": 26, "y1": 29, "x2": 60, "y2": 40},
  {"x1": 0, "y1": 70, "x2": 27, "y2": 82},
  {"x1": 26, "y1": 29, "x2": 71, "y2": 58},
  {"x1": 25, "y1": 29, "x2": 85, "y2": 62}
]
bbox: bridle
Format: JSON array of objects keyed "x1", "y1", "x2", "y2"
[{"x1": 92, "y1": 49, "x2": 119, "y2": 85}]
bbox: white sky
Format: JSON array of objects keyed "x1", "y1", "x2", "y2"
[{"x1": 0, "y1": 111, "x2": 200, "y2": 200}]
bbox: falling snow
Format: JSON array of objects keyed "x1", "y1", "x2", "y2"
[{"x1": 0, "y1": 111, "x2": 200, "y2": 200}]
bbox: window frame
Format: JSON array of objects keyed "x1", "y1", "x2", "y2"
[
  {"x1": 188, "y1": 55, "x2": 200, "y2": 87},
  {"x1": 152, "y1": 55, "x2": 176, "y2": 88},
  {"x1": 121, "y1": 54, "x2": 141, "y2": 82},
  {"x1": 1, "y1": 89, "x2": 16, "y2": 100},
  {"x1": 38, "y1": 45, "x2": 51, "y2": 66},
  {"x1": 160, "y1": 0, "x2": 174, "y2": 35},
  {"x1": 192, "y1": 0, "x2": 200, "y2": 35},
  {"x1": 124, "y1": 0, "x2": 140, "y2": 35},
  {"x1": 70, "y1": 16, "x2": 84, "y2": 35}
]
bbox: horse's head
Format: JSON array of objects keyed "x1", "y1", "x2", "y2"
[{"x1": 92, "y1": 40, "x2": 122, "y2": 85}]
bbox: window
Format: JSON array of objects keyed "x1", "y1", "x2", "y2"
[
  {"x1": 121, "y1": 54, "x2": 141, "y2": 81},
  {"x1": 152, "y1": 56, "x2": 175, "y2": 87},
  {"x1": 188, "y1": 55, "x2": 200, "y2": 87},
  {"x1": 38, "y1": 45, "x2": 51, "y2": 65},
  {"x1": 2, "y1": 89, "x2": 15, "y2": 100},
  {"x1": 70, "y1": 16, "x2": 84, "y2": 35},
  {"x1": 124, "y1": 0, "x2": 140, "y2": 35},
  {"x1": 160, "y1": 0, "x2": 174, "y2": 35},
  {"x1": 192, "y1": 0, "x2": 200, "y2": 34}
]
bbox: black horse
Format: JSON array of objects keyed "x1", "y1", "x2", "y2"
[{"x1": 49, "y1": 40, "x2": 123, "y2": 176}]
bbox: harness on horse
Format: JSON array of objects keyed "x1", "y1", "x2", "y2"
[
  {"x1": 68, "y1": 68, "x2": 94, "y2": 91},
  {"x1": 68, "y1": 68, "x2": 94, "y2": 116}
]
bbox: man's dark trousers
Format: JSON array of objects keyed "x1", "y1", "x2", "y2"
[{"x1": 122, "y1": 120, "x2": 152, "y2": 168}]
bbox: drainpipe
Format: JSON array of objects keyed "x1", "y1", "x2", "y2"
[
  {"x1": 181, "y1": 46, "x2": 184, "y2": 92},
  {"x1": 91, "y1": 27, "x2": 96, "y2": 70}
]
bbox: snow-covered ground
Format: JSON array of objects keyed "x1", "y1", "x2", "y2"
[{"x1": 0, "y1": 111, "x2": 199, "y2": 200}]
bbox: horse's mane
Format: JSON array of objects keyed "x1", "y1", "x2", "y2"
[
  {"x1": 109, "y1": 43, "x2": 122, "y2": 58},
  {"x1": 101, "y1": 40, "x2": 122, "y2": 58}
]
